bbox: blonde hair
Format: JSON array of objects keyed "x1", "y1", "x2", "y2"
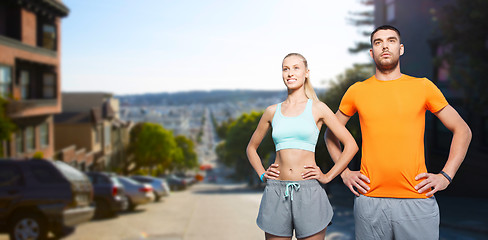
[{"x1": 283, "y1": 53, "x2": 320, "y2": 102}]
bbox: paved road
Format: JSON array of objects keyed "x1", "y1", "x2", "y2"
[
  {"x1": 60, "y1": 183, "x2": 263, "y2": 240},
  {"x1": 59, "y1": 183, "x2": 361, "y2": 240}
]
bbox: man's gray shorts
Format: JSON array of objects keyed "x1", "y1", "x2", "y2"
[
  {"x1": 354, "y1": 195, "x2": 440, "y2": 240},
  {"x1": 256, "y1": 179, "x2": 333, "y2": 238}
]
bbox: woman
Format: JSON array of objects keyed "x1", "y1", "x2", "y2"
[{"x1": 247, "y1": 53, "x2": 358, "y2": 240}]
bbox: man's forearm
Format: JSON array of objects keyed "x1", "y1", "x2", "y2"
[{"x1": 442, "y1": 125, "x2": 472, "y2": 179}]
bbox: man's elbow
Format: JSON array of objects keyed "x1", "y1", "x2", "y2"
[{"x1": 455, "y1": 122, "x2": 472, "y2": 143}]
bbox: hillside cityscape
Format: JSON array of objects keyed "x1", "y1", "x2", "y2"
[{"x1": 118, "y1": 89, "x2": 325, "y2": 140}]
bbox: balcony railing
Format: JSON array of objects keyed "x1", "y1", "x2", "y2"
[{"x1": 6, "y1": 98, "x2": 59, "y2": 117}]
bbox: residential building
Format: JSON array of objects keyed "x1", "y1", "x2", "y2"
[
  {"x1": 54, "y1": 92, "x2": 130, "y2": 171},
  {"x1": 0, "y1": 0, "x2": 69, "y2": 159}
]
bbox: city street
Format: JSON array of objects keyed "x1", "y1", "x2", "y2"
[
  {"x1": 67, "y1": 183, "x2": 263, "y2": 240},
  {"x1": 0, "y1": 181, "x2": 356, "y2": 240},
  {"x1": 59, "y1": 182, "x2": 358, "y2": 240}
]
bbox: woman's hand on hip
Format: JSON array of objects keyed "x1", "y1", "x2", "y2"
[
  {"x1": 302, "y1": 165, "x2": 330, "y2": 184},
  {"x1": 264, "y1": 163, "x2": 280, "y2": 180}
]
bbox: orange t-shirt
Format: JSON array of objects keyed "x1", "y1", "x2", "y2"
[{"x1": 339, "y1": 74, "x2": 448, "y2": 198}]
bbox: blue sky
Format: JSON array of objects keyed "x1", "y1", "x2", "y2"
[{"x1": 61, "y1": 0, "x2": 372, "y2": 94}]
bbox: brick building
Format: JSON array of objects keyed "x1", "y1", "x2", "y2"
[{"x1": 0, "y1": 0, "x2": 69, "y2": 159}]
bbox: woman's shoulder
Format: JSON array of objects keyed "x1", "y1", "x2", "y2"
[
  {"x1": 311, "y1": 99, "x2": 333, "y2": 116},
  {"x1": 262, "y1": 103, "x2": 279, "y2": 118},
  {"x1": 311, "y1": 99, "x2": 328, "y2": 109}
]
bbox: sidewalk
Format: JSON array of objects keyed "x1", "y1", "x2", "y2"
[{"x1": 326, "y1": 183, "x2": 488, "y2": 236}]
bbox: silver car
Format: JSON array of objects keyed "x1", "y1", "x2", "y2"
[
  {"x1": 131, "y1": 175, "x2": 170, "y2": 201},
  {"x1": 117, "y1": 176, "x2": 155, "y2": 211}
]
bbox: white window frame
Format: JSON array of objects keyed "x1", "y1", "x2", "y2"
[
  {"x1": 0, "y1": 66, "x2": 12, "y2": 98},
  {"x1": 40, "y1": 123, "x2": 49, "y2": 148},
  {"x1": 25, "y1": 126, "x2": 35, "y2": 152},
  {"x1": 20, "y1": 70, "x2": 29, "y2": 99}
]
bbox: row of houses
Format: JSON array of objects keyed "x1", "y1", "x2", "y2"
[{"x1": 0, "y1": 0, "x2": 131, "y2": 171}]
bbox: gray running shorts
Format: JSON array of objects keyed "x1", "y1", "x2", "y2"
[
  {"x1": 256, "y1": 179, "x2": 333, "y2": 238},
  {"x1": 354, "y1": 195, "x2": 439, "y2": 240}
]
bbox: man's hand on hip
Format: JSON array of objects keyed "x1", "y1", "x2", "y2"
[
  {"x1": 341, "y1": 168, "x2": 370, "y2": 196},
  {"x1": 415, "y1": 172, "x2": 450, "y2": 197}
]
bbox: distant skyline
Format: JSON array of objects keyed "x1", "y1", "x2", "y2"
[{"x1": 62, "y1": 0, "x2": 372, "y2": 95}]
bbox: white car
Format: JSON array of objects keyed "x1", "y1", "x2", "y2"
[
  {"x1": 131, "y1": 175, "x2": 171, "y2": 201},
  {"x1": 117, "y1": 176, "x2": 155, "y2": 211}
]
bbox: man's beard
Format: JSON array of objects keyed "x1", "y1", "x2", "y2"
[{"x1": 376, "y1": 56, "x2": 399, "y2": 73}]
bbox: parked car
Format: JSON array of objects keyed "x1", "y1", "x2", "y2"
[
  {"x1": 160, "y1": 174, "x2": 187, "y2": 191},
  {"x1": 86, "y1": 172, "x2": 128, "y2": 218},
  {"x1": 0, "y1": 158, "x2": 94, "y2": 240},
  {"x1": 130, "y1": 175, "x2": 170, "y2": 201},
  {"x1": 116, "y1": 177, "x2": 154, "y2": 211},
  {"x1": 175, "y1": 173, "x2": 197, "y2": 186}
]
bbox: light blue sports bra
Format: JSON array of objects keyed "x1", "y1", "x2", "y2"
[{"x1": 271, "y1": 99, "x2": 320, "y2": 152}]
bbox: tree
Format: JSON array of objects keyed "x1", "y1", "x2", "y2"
[
  {"x1": 217, "y1": 111, "x2": 274, "y2": 185},
  {"x1": 437, "y1": 0, "x2": 488, "y2": 112},
  {"x1": 319, "y1": 63, "x2": 374, "y2": 171},
  {"x1": 347, "y1": 0, "x2": 375, "y2": 54},
  {"x1": 0, "y1": 97, "x2": 15, "y2": 156},
  {"x1": 316, "y1": 0, "x2": 375, "y2": 172},
  {"x1": 216, "y1": 117, "x2": 233, "y2": 139},
  {"x1": 173, "y1": 135, "x2": 198, "y2": 171},
  {"x1": 124, "y1": 122, "x2": 176, "y2": 174}
]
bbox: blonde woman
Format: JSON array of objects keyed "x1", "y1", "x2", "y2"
[{"x1": 247, "y1": 53, "x2": 358, "y2": 240}]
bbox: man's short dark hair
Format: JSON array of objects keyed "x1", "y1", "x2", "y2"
[{"x1": 370, "y1": 25, "x2": 401, "y2": 45}]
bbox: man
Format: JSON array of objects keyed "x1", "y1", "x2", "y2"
[{"x1": 325, "y1": 25, "x2": 472, "y2": 239}]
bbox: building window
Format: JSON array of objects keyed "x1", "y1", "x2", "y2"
[
  {"x1": 15, "y1": 130, "x2": 23, "y2": 155},
  {"x1": 40, "y1": 123, "x2": 49, "y2": 148},
  {"x1": 0, "y1": 66, "x2": 11, "y2": 98},
  {"x1": 37, "y1": 15, "x2": 57, "y2": 51},
  {"x1": 25, "y1": 126, "x2": 35, "y2": 152},
  {"x1": 385, "y1": 0, "x2": 395, "y2": 22},
  {"x1": 42, "y1": 24, "x2": 56, "y2": 50},
  {"x1": 43, "y1": 73, "x2": 55, "y2": 99},
  {"x1": 104, "y1": 125, "x2": 111, "y2": 147},
  {"x1": 0, "y1": 3, "x2": 21, "y2": 40},
  {"x1": 20, "y1": 70, "x2": 29, "y2": 99}
]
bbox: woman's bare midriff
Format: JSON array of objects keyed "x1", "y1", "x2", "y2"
[{"x1": 274, "y1": 149, "x2": 317, "y2": 181}]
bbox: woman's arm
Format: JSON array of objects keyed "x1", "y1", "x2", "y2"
[
  {"x1": 303, "y1": 102, "x2": 358, "y2": 184},
  {"x1": 325, "y1": 111, "x2": 370, "y2": 196},
  {"x1": 246, "y1": 105, "x2": 279, "y2": 181}
]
